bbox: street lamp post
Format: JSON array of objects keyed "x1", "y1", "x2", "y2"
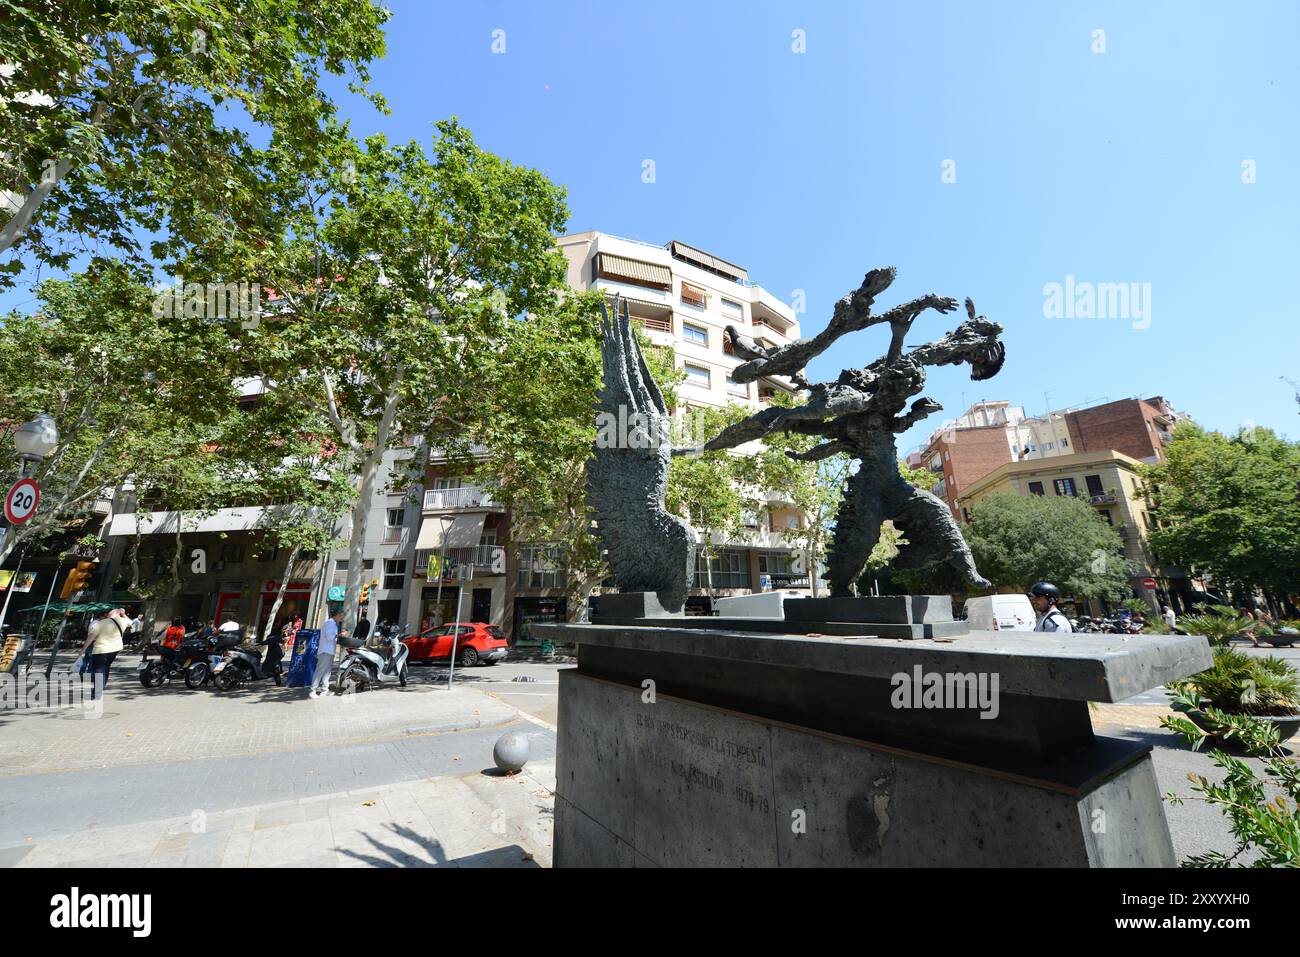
[{"x1": 2, "y1": 414, "x2": 59, "y2": 634}]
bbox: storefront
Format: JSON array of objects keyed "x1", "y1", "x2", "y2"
[
  {"x1": 255, "y1": 579, "x2": 314, "y2": 636},
  {"x1": 512, "y1": 595, "x2": 567, "y2": 646}
]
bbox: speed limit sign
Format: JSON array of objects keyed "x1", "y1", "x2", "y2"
[{"x1": 4, "y1": 478, "x2": 40, "y2": 525}]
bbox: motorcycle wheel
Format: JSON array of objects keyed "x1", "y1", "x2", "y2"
[
  {"x1": 333, "y1": 662, "x2": 358, "y2": 695},
  {"x1": 139, "y1": 663, "x2": 165, "y2": 688},
  {"x1": 398, "y1": 664, "x2": 408, "y2": 687},
  {"x1": 185, "y1": 663, "x2": 210, "y2": 689},
  {"x1": 215, "y1": 667, "x2": 239, "y2": 691}
]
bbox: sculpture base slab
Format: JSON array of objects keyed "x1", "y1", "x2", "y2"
[
  {"x1": 784, "y1": 595, "x2": 955, "y2": 624},
  {"x1": 590, "y1": 592, "x2": 678, "y2": 623},
  {"x1": 782, "y1": 594, "x2": 968, "y2": 638},
  {"x1": 555, "y1": 671, "x2": 1174, "y2": 867},
  {"x1": 537, "y1": 621, "x2": 1208, "y2": 868}
]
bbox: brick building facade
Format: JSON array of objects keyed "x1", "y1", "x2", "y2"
[{"x1": 1062, "y1": 396, "x2": 1183, "y2": 464}]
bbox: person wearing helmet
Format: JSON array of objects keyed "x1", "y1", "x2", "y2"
[{"x1": 1029, "y1": 582, "x2": 1072, "y2": 633}]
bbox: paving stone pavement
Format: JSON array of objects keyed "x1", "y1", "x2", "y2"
[
  {"x1": 6, "y1": 758, "x2": 557, "y2": 868},
  {"x1": 0, "y1": 654, "x2": 517, "y2": 774}
]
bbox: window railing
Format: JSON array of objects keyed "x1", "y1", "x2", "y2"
[
  {"x1": 422, "y1": 486, "x2": 498, "y2": 510},
  {"x1": 415, "y1": 545, "x2": 504, "y2": 576},
  {"x1": 633, "y1": 314, "x2": 672, "y2": 333}
]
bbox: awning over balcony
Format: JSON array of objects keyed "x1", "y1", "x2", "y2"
[
  {"x1": 415, "y1": 513, "x2": 487, "y2": 551},
  {"x1": 595, "y1": 253, "x2": 671, "y2": 290},
  {"x1": 107, "y1": 507, "x2": 273, "y2": 537}
]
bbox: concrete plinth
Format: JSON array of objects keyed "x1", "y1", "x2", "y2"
[{"x1": 535, "y1": 622, "x2": 1212, "y2": 868}]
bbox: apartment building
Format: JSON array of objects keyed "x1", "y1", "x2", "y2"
[
  {"x1": 957, "y1": 449, "x2": 1195, "y2": 612},
  {"x1": 921, "y1": 396, "x2": 1191, "y2": 521},
  {"x1": 556, "y1": 231, "x2": 811, "y2": 602}
]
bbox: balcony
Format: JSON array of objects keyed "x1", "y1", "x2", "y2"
[
  {"x1": 415, "y1": 545, "x2": 505, "y2": 577},
  {"x1": 752, "y1": 316, "x2": 789, "y2": 338},
  {"x1": 422, "y1": 486, "x2": 500, "y2": 511},
  {"x1": 1088, "y1": 492, "x2": 1118, "y2": 506}
]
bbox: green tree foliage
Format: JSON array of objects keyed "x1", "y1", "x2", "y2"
[
  {"x1": 0, "y1": 0, "x2": 389, "y2": 281},
  {"x1": 1144, "y1": 424, "x2": 1300, "y2": 597},
  {"x1": 932, "y1": 491, "x2": 1131, "y2": 599},
  {"x1": 0, "y1": 263, "x2": 239, "y2": 565},
  {"x1": 215, "y1": 120, "x2": 575, "y2": 629}
]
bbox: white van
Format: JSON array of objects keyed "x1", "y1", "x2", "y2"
[{"x1": 963, "y1": 594, "x2": 1035, "y2": 632}]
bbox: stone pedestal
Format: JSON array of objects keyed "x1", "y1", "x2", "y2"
[
  {"x1": 534, "y1": 619, "x2": 1212, "y2": 867},
  {"x1": 782, "y1": 595, "x2": 968, "y2": 638}
]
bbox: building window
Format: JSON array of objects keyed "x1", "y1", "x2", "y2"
[
  {"x1": 726, "y1": 371, "x2": 748, "y2": 396},
  {"x1": 682, "y1": 322, "x2": 708, "y2": 346},
  {"x1": 1043, "y1": 441, "x2": 1055, "y2": 450},
  {"x1": 680, "y1": 282, "x2": 707, "y2": 309},
  {"x1": 721, "y1": 298, "x2": 743, "y2": 319},
  {"x1": 220, "y1": 543, "x2": 246, "y2": 564},
  {"x1": 384, "y1": 507, "x2": 406, "y2": 543},
  {"x1": 383, "y1": 559, "x2": 406, "y2": 591},
  {"x1": 255, "y1": 545, "x2": 279, "y2": 563},
  {"x1": 683, "y1": 362, "x2": 710, "y2": 385},
  {"x1": 758, "y1": 551, "x2": 794, "y2": 576},
  {"x1": 1061, "y1": 438, "x2": 1069, "y2": 447},
  {"x1": 518, "y1": 545, "x2": 566, "y2": 589},
  {"x1": 1028, "y1": 481, "x2": 1045, "y2": 496},
  {"x1": 1053, "y1": 478, "x2": 1077, "y2": 497},
  {"x1": 694, "y1": 549, "x2": 747, "y2": 588},
  {"x1": 1100, "y1": 510, "x2": 1114, "y2": 525},
  {"x1": 1085, "y1": 474, "x2": 1104, "y2": 496}
]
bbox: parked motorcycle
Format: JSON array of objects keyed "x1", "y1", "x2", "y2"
[
  {"x1": 212, "y1": 632, "x2": 284, "y2": 691},
  {"x1": 334, "y1": 629, "x2": 409, "y2": 693},
  {"x1": 138, "y1": 631, "x2": 225, "y2": 689}
]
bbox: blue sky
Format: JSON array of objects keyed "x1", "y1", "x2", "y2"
[
  {"x1": 12, "y1": 1, "x2": 1300, "y2": 449},
  {"x1": 344, "y1": 0, "x2": 1299, "y2": 450}
]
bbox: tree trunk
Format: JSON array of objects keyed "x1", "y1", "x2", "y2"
[{"x1": 263, "y1": 543, "x2": 303, "y2": 641}]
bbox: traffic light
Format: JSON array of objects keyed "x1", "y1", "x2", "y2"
[
  {"x1": 59, "y1": 561, "x2": 95, "y2": 600},
  {"x1": 359, "y1": 578, "x2": 379, "y2": 605}
]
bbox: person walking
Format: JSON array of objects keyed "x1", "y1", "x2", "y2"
[
  {"x1": 1029, "y1": 582, "x2": 1073, "y2": 633},
  {"x1": 1162, "y1": 605, "x2": 1177, "y2": 631},
  {"x1": 79, "y1": 607, "x2": 129, "y2": 700},
  {"x1": 310, "y1": 609, "x2": 345, "y2": 698}
]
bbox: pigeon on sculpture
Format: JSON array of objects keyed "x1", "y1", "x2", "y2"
[{"x1": 587, "y1": 295, "x2": 698, "y2": 613}]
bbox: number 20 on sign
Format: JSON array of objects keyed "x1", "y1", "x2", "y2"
[{"x1": 4, "y1": 479, "x2": 40, "y2": 525}]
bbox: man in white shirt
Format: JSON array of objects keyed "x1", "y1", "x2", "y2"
[
  {"x1": 310, "y1": 610, "x2": 346, "y2": 698},
  {"x1": 1163, "y1": 605, "x2": 1177, "y2": 630},
  {"x1": 1029, "y1": 582, "x2": 1073, "y2": 633}
]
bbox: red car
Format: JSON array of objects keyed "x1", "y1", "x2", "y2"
[{"x1": 404, "y1": 621, "x2": 508, "y2": 667}]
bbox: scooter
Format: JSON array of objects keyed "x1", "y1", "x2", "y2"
[
  {"x1": 213, "y1": 631, "x2": 284, "y2": 691},
  {"x1": 138, "y1": 631, "x2": 223, "y2": 689},
  {"x1": 334, "y1": 629, "x2": 409, "y2": 693}
]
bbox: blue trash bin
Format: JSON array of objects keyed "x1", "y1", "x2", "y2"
[{"x1": 286, "y1": 629, "x2": 320, "y2": 688}]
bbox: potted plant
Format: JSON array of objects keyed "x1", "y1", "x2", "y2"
[
  {"x1": 1167, "y1": 647, "x2": 1300, "y2": 746},
  {"x1": 1177, "y1": 608, "x2": 1250, "y2": 647}
]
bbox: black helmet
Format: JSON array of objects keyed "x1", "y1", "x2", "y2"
[{"x1": 1029, "y1": 581, "x2": 1061, "y2": 601}]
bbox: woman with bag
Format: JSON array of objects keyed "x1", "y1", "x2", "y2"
[{"x1": 79, "y1": 607, "x2": 128, "y2": 700}]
